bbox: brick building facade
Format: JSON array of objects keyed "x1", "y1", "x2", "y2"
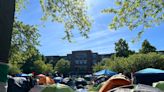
[{"x1": 46, "y1": 50, "x2": 113, "y2": 75}]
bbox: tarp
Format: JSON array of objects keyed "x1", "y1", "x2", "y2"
[
  {"x1": 135, "y1": 68, "x2": 164, "y2": 74},
  {"x1": 94, "y1": 69, "x2": 117, "y2": 76},
  {"x1": 16, "y1": 73, "x2": 29, "y2": 77}
]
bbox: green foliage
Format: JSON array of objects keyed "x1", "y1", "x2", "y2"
[
  {"x1": 139, "y1": 39, "x2": 156, "y2": 54},
  {"x1": 115, "y1": 38, "x2": 134, "y2": 57},
  {"x1": 102, "y1": 0, "x2": 164, "y2": 38},
  {"x1": 9, "y1": 20, "x2": 40, "y2": 64},
  {"x1": 16, "y1": 0, "x2": 91, "y2": 42},
  {"x1": 33, "y1": 60, "x2": 54, "y2": 74},
  {"x1": 93, "y1": 53, "x2": 164, "y2": 74},
  {"x1": 15, "y1": 0, "x2": 29, "y2": 13},
  {"x1": 8, "y1": 64, "x2": 22, "y2": 75},
  {"x1": 40, "y1": 0, "x2": 91, "y2": 41},
  {"x1": 22, "y1": 53, "x2": 54, "y2": 74},
  {"x1": 55, "y1": 59, "x2": 70, "y2": 74},
  {"x1": 93, "y1": 63, "x2": 105, "y2": 72}
]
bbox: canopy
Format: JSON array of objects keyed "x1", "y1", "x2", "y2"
[
  {"x1": 135, "y1": 68, "x2": 164, "y2": 74},
  {"x1": 134, "y1": 68, "x2": 164, "y2": 85},
  {"x1": 94, "y1": 69, "x2": 117, "y2": 76}
]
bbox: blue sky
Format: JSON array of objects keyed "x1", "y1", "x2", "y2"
[{"x1": 17, "y1": 0, "x2": 164, "y2": 56}]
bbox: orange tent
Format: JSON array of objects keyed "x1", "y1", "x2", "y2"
[
  {"x1": 99, "y1": 74, "x2": 131, "y2": 92},
  {"x1": 38, "y1": 76, "x2": 55, "y2": 85}
]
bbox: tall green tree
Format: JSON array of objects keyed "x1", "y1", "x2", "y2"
[
  {"x1": 0, "y1": 0, "x2": 90, "y2": 90},
  {"x1": 139, "y1": 39, "x2": 156, "y2": 54},
  {"x1": 21, "y1": 51, "x2": 54, "y2": 74},
  {"x1": 21, "y1": 51, "x2": 42, "y2": 73},
  {"x1": 102, "y1": 0, "x2": 164, "y2": 39},
  {"x1": 115, "y1": 38, "x2": 131, "y2": 57},
  {"x1": 9, "y1": 21, "x2": 40, "y2": 64},
  {"x1": 55, "y1": 59, "x2": 70, "y2": 75}
]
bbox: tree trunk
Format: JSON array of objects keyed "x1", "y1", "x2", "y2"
[{"x1": 0, "y1": 0, "x2": 15, "y2": 92}]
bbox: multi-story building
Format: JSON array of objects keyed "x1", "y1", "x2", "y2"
[{"x1": 46, "y1": 50, "x2": 113, "y2": 75}]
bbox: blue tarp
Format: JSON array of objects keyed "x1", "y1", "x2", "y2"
[
  {"x1": 94, "y1": 69, "x2": 117, "y2": 76},
  {"x1": 135, "y1": 68, "x2": 164, "y2": 74},
  {"x1": 16, "y1": 73, "x2": 29, "y2": 77}
]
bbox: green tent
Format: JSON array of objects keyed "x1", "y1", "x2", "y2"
[{"x1": 42, "y1": 84, "x2": 74, "y2": 92}]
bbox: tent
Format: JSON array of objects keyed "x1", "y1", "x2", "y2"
[
  {"x1": 94, "y1": 69, "x2": 117, "y2": 76},
  {"x1": 134, "y1": 68, "x2": 164, "y2": 85},
  {"x1": 37, "y1": 74, "x2": 46, "y2": 77},
  {"x1": 53, "y1": 77, "x2": 63, "y2": 83},
  {"x1": 16, "y1": 73, "x2": 29, "y2": 77},
  {"x1": 29, "y1": 84, "x2": 74, "y2": 92},
  {"x1": 99, "y1": 73, "x2": 131, "y2": 92},
  {"x1": 38, "y1": 76, "x2": 54, "y2": 85},
  {"x1": 135, "y1": 68, "x2": 164, "y2": 74}
]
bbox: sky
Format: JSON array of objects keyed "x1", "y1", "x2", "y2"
[{"x1": 17, "y1": 0, "x2": 164, "y2": 56}]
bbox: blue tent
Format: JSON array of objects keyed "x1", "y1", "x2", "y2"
[
  {"x1": 94, "y1": 69, "x2": 117, "y2": 76},
  {"x1": 16, "y1": 73, "x2": 29, "y2": 77},
  {"x1": 135, "y1": 68, "x2": 164, "y2": 74}
]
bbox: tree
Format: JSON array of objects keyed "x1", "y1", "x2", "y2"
[
  {"x1": 139, "y1": 39, "x2": 156, "y2": 54},
  {"x1": 17, "y1": 0, "x2": 91, "y2": 41},
  {"x1": 55, "y1": 59, "x2": 70, "y2": 75},
  {"x1": 8, "y1": 64, "x2": 22, "y2": 75},
  {"x1": 21, "y1": 52, "x2": 54, "y2": 74},
  {"x1": 21, "y1": 52, "x2": 42, "y2": 73},
  {"x1": 9, "y1": 21, "x2": 40, "y2": 64},
  {"x1": 94, "y1": 53, "x2": 164, "y2": 74},
  {"x1": 0, "y1": 0, "x2": 90, "y2": 90},
  {"x1": 102, "y1": 0, "x2": 164, "y2": 38},
  {"x1": 115, "y1": 38, "x2": 130, "y2": 57}
]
